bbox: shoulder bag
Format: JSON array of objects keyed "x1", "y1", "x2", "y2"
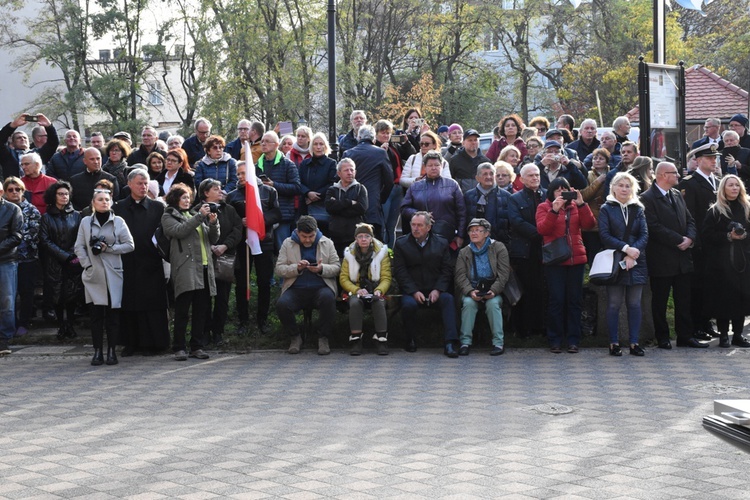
[
  {"x1": 542, "y1": 210, "x2": 572, "y2": 265},
  {"x1": 589, "y1": 205, "x2": 635, "y2": 286}
]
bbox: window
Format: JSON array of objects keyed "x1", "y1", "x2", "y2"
[{"x1": 147, "y1": 81, "x2": 163, "y2": 106}]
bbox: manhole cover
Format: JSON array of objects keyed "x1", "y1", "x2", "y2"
[
  {"x1": 521, "y1": 403, "x2": 574, "y2": 415},
  {"x1": 683, "y1": 383, "x2": 748, "y2": 395}
]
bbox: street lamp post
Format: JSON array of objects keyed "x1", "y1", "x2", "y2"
[{"x1": 328, "y1": 0, "x2": 338, "y2": 159}]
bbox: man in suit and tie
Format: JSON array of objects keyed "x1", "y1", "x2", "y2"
[
  {"x1": 641, "y1": 161, "x2": 706, "y2": 348},
  {"x1": 691, "y1": 118, "x2": 723, "y2": 150},
  {"x1": 680, "y1": 143, "x2": 721, "y2": 341}
]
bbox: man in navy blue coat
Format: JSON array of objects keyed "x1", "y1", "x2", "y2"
[{"x1": 342, "y1": 125, "x2": 393, "y2": 240}]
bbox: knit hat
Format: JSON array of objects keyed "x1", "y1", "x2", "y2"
[
  {"x1": 448, "y1": 123, "x2": 463, "y2": 134},
  {"x1": 730, "y1": 114, "x2": 749, "y2": 128},
  {"x1": 437, "y1": 125, "x2": 449, "y2": 134},
  {"x1": 354, "y1": 223, "x2": 374, "y2": 239}
]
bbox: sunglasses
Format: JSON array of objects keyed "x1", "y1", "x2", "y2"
[
  {"x1": 419, "y1": 142, "x2": 433, "y2": 147},
  {"x1": 5, "y1": 187, "x2": 22, "y2": 193}
]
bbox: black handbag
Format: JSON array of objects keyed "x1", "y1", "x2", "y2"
[
  {"x1": 542, "y1": 211, "x2": 572, "y2": 265},
  {"x1": 502, "y1": 266, "x2": 523, "y2": 306}
]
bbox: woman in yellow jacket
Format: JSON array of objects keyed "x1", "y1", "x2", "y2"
[{"x1": 340, "y1": 223, "x2": 392, "y2": 356}]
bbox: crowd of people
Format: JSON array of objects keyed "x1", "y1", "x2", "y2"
[{"x1": 2, "y1": 110, "x2": 750, "y2": 363}]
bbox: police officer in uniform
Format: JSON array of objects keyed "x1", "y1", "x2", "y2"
[{"x1": 679, "y1": 143, "x2": 721, "y2": 341}]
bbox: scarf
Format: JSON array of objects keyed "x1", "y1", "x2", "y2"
[
  {"x1": 469, "y1": 237, "x2": 493, "y2": 284},
  {"x1": 293, "y1": 142, "x2": 310, "y2": 156},
  {"x1": 354, "y1": 244, "x2": 374, "y2": 289}
]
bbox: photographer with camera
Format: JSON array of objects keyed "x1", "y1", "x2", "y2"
[
  {"x1": 536, "y1": 177, "x2": 596, "y2": 353},
  {"x1": 340, "y1": 223, "x2": 392, "y2": 356},
  {"x1": 195, "y1": 178, "x2": 241, "y2": 347},
  {"x1": 161, "y1": 183, "x2": 220, "y2": 361},
  {"x1": 74, "y1": 187, "x2": 134, "y2": 366},
  {"x1": 538, "y1": 140, "x2": 587, "y2": 191},
  {"x1": 701, "y1": 174, "x2": 750, "y2": 348},
  {"x1": 455, "y1": 218, "x2": 510, "y2": 356}
]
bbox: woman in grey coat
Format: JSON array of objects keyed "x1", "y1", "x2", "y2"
[
  {"x1": 161, "y1": 183, "x2": 220, "y2": 361},
  {"x1": 74, "y1": 188, "x2": 135, "y2": 366}
]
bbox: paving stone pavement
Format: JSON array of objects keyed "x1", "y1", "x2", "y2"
[{"x1": 2, "y1": 345, "x2": 750, "y2": 499}]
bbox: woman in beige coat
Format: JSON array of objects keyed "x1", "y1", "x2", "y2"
[
  {"x1": 75, "y1": 188, "x2": 134, "y2": 366},
  {"x1": 161, "y1": 183, "x2": 219, "y2": 361}
]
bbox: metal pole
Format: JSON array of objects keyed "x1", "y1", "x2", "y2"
[
  {"x1": 653, "y1": 0, "x2": 665, "y2": 64},
  {"x1": 328, "y1": 0, "x2": 338, "y2": 159}
]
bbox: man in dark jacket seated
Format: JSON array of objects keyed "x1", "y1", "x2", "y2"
[
  {"x1": 393, "y1": 211, "x2": 459, "y2": 358},
  {"x1": 464, "y1": 162, "x2": 511, "y2": 245}
]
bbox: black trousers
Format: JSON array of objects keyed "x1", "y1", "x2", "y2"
[
  {"x1": 511, "y1": 256, "x2": 547, "y2": 334},
  {"x1": 650, "y1": 273, "x2": 693, "y2": 343},
  {"x1": 173, "y1": 268, "x2": 210, "y2": 352},
  {"x1": 90, "y1": 304, "x2": 119, "y2": 349},
  {"x1": 234, "y1": 245, "x2": 274, "y2": 327}
]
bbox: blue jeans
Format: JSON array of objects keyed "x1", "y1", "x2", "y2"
[
  {"x1": 0, "y1": 261, "x2": 18, "y2": 343},
  {"x1": 382, "y1": 185, "x2": 403, "y2": 248},
  {"x1": 544, "y1": 264, "x2": 585, "y2": 347},
  {"x1": 606, "y1": 285, "x2": 643, "y2": 345},
  {"x1": 276, "y1": 287, "x2": 336, "y2": 337},
  {"x1": 460, "y1": 295, "x2": 504, "y2": 347},
  {"x1": 401, "y1": 292, "x2": 458, "y2": 342},
  {"x1": 274, "y1": 222, "x2": 294, "y2": 255}
]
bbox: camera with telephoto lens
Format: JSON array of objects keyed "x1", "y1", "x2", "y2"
[
  {"x1": 729, "y1": 221, "x2": 745, "y2": 236},
  {"x1": 90, "y1": 235, "x2": 106, "y2": 255},
  {"x1": 207, "y1": 202, "x2": 220, "y2": 213}
]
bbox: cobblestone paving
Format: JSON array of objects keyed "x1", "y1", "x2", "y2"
[{"x1": 2, "y1": 346, "x2": 750, "y2": 499}]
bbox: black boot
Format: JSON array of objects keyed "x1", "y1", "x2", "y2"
[
  {"x1": 106, "y1": 347, "x2": 118, "y2": 365},
  {"x1": 719, "y1": 333, "x2": 730, "y2": 348},
  {"x1": 56, "y1": 325, "x2": 66, "y2": 341},
  {"x1": 65, "y1": 321, "x2": 78, "y2": 339},
  {"x1": 374, "y1": 333, "x2": 388, "y2": 356},
  {"x1": 350, "y1": 335, "x2": 363, "y2": 356},
  {"x1": 91, "y1": 348, "x2": 104, "y2": 366}
]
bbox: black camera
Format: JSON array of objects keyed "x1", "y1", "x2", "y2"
[
  {"x1": 90, "y1": 235, "x2": 106, "y2": 255},
  {"x1": 476, "y1": 279, "x2": 493, "y2": 296},
  {"x1": 729, "y1": 221, "x2": 746, "y2": 236},
  {"x1": 207, "y1": 202, "x2": 220, "y2": 213},
  {"x1": 561, "y1": 191, "x2": 577, "y2": 201}
]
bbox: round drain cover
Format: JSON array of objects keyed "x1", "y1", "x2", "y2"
[{"x1": 533, "y1": 403, "x2": 573, "y2": 415}]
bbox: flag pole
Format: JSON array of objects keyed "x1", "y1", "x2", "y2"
[{"x1": 246, "y1": 243, "x2": 251, "y2": 301}]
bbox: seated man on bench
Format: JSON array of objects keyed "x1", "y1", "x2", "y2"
[
  {"x1": 393, "y1": 211, "x2": 459, "y2": 357},
  {"x1": 455, "y1": 218, "x2": 510, "y2": 356},
  {"x1": 275, "y1": 215, "x2": 341, "y2": 355}
]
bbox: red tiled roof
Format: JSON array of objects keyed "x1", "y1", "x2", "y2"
[{"x1": 626, "y1": 65, "x2": 748, "y2": 122}]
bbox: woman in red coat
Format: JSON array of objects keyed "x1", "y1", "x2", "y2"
[{"x1": 536, "y1": 177, "x2": 597, "y2": 353}]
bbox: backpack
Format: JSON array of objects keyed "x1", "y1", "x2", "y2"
[
  {"x1": 154, "y1": 212, "x2": 184, "y2": 263},
  {"x1": 154, "y1": 223, "x2": 171, "y2": 262}
]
